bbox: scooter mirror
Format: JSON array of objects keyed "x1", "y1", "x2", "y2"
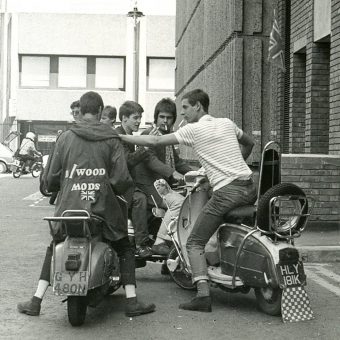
[{"x1": 152, "y1": 207, "x2": 166, "y2": 218}]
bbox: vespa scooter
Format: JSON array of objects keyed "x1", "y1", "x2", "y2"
[
  {"x1": 166, "y1": 141, "x2": 314, "y2": 315},
  {"x1": 44, "y1": 210, "x2": 121, "y2": 326}
]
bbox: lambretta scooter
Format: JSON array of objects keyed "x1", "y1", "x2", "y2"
[
  {"x1": 44, "y1": 210, "x2": 121, "y2": 326},
  {"x1": 166, "y1": 141, "x2": 314, "y2": 316}
]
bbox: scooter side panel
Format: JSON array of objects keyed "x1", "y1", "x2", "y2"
[
  {"x1": 219, "y1": 224, "x2": 295, "y2": 288},
  {"x1": 88, "y1": 242, "x2": 119, "y2": 288}
]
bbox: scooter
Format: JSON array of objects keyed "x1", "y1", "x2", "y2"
[
  {"x1": 166, "y1": 141, "x2": 314, "y2": 315},
  {"x1": 11, "y1": 155, "x2": 42, "y2": 178},
  {"x1": 44, "y1": 210, "x2": 121, "y2": 326}
]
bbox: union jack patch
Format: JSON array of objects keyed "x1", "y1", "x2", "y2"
[{"x1": 80, "y1": 190, "x2": 95, "y2": 201}]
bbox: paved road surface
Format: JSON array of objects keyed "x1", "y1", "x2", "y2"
[{"x1": 0, "y1": 175, "x2": 339, "y2": 339}]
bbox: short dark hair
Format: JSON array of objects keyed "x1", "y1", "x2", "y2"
[
  {"x1": 102, "y1": 105, "x2": 117, "y2": 120},
  {"x1": 80, "y1": 91, "x2": 104, "y2": 115},
  {"x1": 182, "y1": 89, "x2": 210, "y2": 113},
  {"x1": 154, "y1": 98, "x2": 177, "y2": 124},
  {"x1": 70, "y1": 100, "x2": 80, "y2": 109},
  {"x1": 119, "y1": 101, "x2": 144, "y2": 121}
]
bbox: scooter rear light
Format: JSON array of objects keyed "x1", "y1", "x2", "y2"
[
  {"x1": 279, "y1": 248, "x2": 299, "y2": 264},
  {"x1": 65, "y1": 253, "x2": 81, "y2": 271}
]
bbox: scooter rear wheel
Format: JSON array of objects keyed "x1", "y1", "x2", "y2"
[
  {"x1": 67, "y1": 296, "x2": 87, "y2": 326},
  {"x1": 168, "y1": 246, "x2": 196, "y2": 291},
  {"x1": 254, "y1": 287, "x2": 282, "y2": 316}
]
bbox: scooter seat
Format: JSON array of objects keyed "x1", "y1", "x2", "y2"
[{"x1": 223, "y1": 205, "x2": 256, "y2": 226}]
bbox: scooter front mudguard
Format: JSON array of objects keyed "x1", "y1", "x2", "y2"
[{"x1": 219, "y1": 223, "x2": 301, "y2": 288}]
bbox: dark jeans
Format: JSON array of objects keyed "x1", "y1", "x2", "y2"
[
  {"x1": 19, "y1": 154, "x2": 35, "y2": 168},
  {"x1": 186, "y1": 179, "x2": 257, "y2": 283},
  {"x1": 40, "y1": 236, "x2": 136, "y2": 286},
  {"x1": 131, "y1": 190, "x2": 149, "y2": 247}
]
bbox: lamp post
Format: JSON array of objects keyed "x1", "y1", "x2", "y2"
[{"x1": 127, "y1": 3, "x2": 144, "y2": 103}]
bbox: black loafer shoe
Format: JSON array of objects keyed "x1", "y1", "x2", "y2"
[
  {"x1": 17, "y1": 297, "x2": 42, "y2": 316},
  {"x1": 125, "y1": 297, "x2": 156, "y2": 317},
  {"x1": 179, "y1": 296, "x2": 212, "y2": 312},
  {"x1": 152, "y1": 243, "x2": 170, "y2": 256},
  {"x1": 136, "y1": 246, "x2": 153, "y2": 258}
]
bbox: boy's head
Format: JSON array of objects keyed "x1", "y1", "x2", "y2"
[
  {"x1": 100, "y1": 105, "x2": 117, "y2": 127},
  {"x1": 70, "y1": 100, "x2": 80, "y2": 121},
  {"x1": 119, "y1": 101, "x2": 144, "y2": 133},
  {"x1": 154, "y1": 98, "x2": 177, "y2": 133},
  {"x1": 80, "y1": 91, "x2": 104, "y2": 116}
]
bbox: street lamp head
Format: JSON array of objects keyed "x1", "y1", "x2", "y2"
[{"x1": 127, "y1": 7, "x2": 144, "y2": 25}]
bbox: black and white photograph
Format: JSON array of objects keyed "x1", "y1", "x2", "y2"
[{"x1": 0, "y1": 0, "x2": 339, "y2": 339}]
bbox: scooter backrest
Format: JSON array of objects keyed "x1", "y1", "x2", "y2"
[{"x1": 257, "y1": 141, "x2": 281, "y2": 201}]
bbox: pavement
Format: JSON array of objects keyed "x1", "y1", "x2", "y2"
[{"x1": 295, "y1": 228, "x2": 340, "y2": 263}]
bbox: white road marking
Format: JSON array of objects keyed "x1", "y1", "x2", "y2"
[
  {"x1": 305, "y1": 265, "x2": 340, "y2": 297},
  {"x1": 23, "y1": 191, "x2": 43, "y2": 201}
]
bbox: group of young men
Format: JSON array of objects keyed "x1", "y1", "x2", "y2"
[{"x1": 18, "y1": 88, "x2": 256, "y2": 317}]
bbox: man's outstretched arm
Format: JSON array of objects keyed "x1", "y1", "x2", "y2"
[{"x1": 119, "y1": 133, "x2": 179, "y2": 147}]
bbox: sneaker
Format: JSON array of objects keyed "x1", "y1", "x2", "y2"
[
  {"x1": 179, "y1": 296, "x2": 212, "y2": 312},
  {"x1": 125, "y1": 297, "x2": 155, "y2": 317},
  {"x1": 135, "y1": 246, "x2": 153, "y2": 258},
  {"x1": 17, "y1": 296, "x2": 42, "y2": 316},
  {"x1": 152, "y1": 243, "x2": 170, "y2": 256}
]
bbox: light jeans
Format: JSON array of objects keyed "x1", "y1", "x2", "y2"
[{"x1": 186, "y1": 179, "x2": 257, "y2": 283}]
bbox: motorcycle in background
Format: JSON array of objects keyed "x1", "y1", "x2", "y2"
[
  {"x1": 166, "y1": 141, "x2": 314, "y2": 316},
  {"x1": 11, "y1": 155, "x2": 43, "y2": 179}
]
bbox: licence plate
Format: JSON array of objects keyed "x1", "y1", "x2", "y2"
[
  {"x1": 53, "y1": 271, "x2": 88, "y2": 296},
  {"x1": 277, "y1": 261, "x2": 306, "y2": 288}
]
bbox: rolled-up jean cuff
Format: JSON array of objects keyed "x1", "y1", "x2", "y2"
[{"x1": 192, "y1": 275, "x2": 209, "y2": 284}]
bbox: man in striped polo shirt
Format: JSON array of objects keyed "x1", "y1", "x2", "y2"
[{"x1": 120, "y1": 89, "x2": 256, "y2": 312}]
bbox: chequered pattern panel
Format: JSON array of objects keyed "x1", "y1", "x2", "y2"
[{"x1": 281, "y1": 286, "x2": 314, "y2": 323}]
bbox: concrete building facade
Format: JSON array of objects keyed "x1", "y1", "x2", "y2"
[
  {"x1": 175, "y1": 0, "x2": 340, "y2": 227},
  {"x1": 0, "y1": 9, "x2": 176, "y2": 153}
]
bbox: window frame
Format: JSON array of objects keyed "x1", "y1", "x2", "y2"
[
  {"x1": 19, "y1": 55, "x2": 51, "y2": 88},
  {"x1": 146, "y1": 56, "x2": 175, "y2": 92},
  {"x1": 94, "y1": 56, "x2": 126, "y2": 91}
]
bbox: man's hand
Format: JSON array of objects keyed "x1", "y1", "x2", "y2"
[
  {"x1": 149, "y1": 126, "x2": 162, "y2": 136},
  {"x1": 172, "y1": 170, "x2": 184, "y2": 182}
]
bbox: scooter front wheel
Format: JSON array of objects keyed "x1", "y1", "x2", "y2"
[
  {"x1": 67, "y1": 296, "x2": 87, "y2": 326},
  {"x1": 12, "y1": 169, "x2": 21, "y2": 178},
  {"x1": 168, "y1": 246, "x2": 196, "y2": 291},
  {"x1": 254, "y1": 287, "x2": 282, "y2": 316}
]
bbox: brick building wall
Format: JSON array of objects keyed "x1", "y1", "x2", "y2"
[
  {"x1": 282, "y1": 154, "x2": 340, "y2": 227},
  {"x1": 175, "y1": 0, "x2": 274, "y2": 163},
  {"x1": 330, "y1": 0, "x2": 340, "y2": 153}
]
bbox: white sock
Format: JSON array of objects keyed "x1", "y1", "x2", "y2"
[
  {"x1": 34, "y1": 280, "x2": 49, "y2": 299},
  {"x1": 125, "y1": 284, "x2": 136, "y2": 299}
]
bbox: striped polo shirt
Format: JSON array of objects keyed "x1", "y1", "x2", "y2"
[{"x1": 174, "y1": 115, "x2": 252, "y2": 191}]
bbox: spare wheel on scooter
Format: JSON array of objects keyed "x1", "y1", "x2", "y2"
[{"x1": 256, "y1": 183, "x2": 308, "y2": 234}]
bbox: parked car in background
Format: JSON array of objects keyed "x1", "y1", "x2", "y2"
[
  {"x1": 0, "y1": 143, "x2": 14, "y2": 173},
  {"x1": 0, "y1": 131, "x2": 20, "y2": 173}
]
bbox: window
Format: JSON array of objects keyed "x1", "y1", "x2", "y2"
[
  {"x1": 147, "y1": 57, "x2": 175, "y2": 91},
  {"x1": 21, "y1": 56, "x2": 50, "y2": 87},
  {"x1": 95, "y1": 57, "x2": 125, "y2": 89},
  {"x1": 58, "y1": 57, "x2": 87, "y2": 88}
]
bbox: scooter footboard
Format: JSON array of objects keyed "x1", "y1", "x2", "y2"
[{"x1": 219, "y1": 223, "x2": 296, "y2": 288}]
